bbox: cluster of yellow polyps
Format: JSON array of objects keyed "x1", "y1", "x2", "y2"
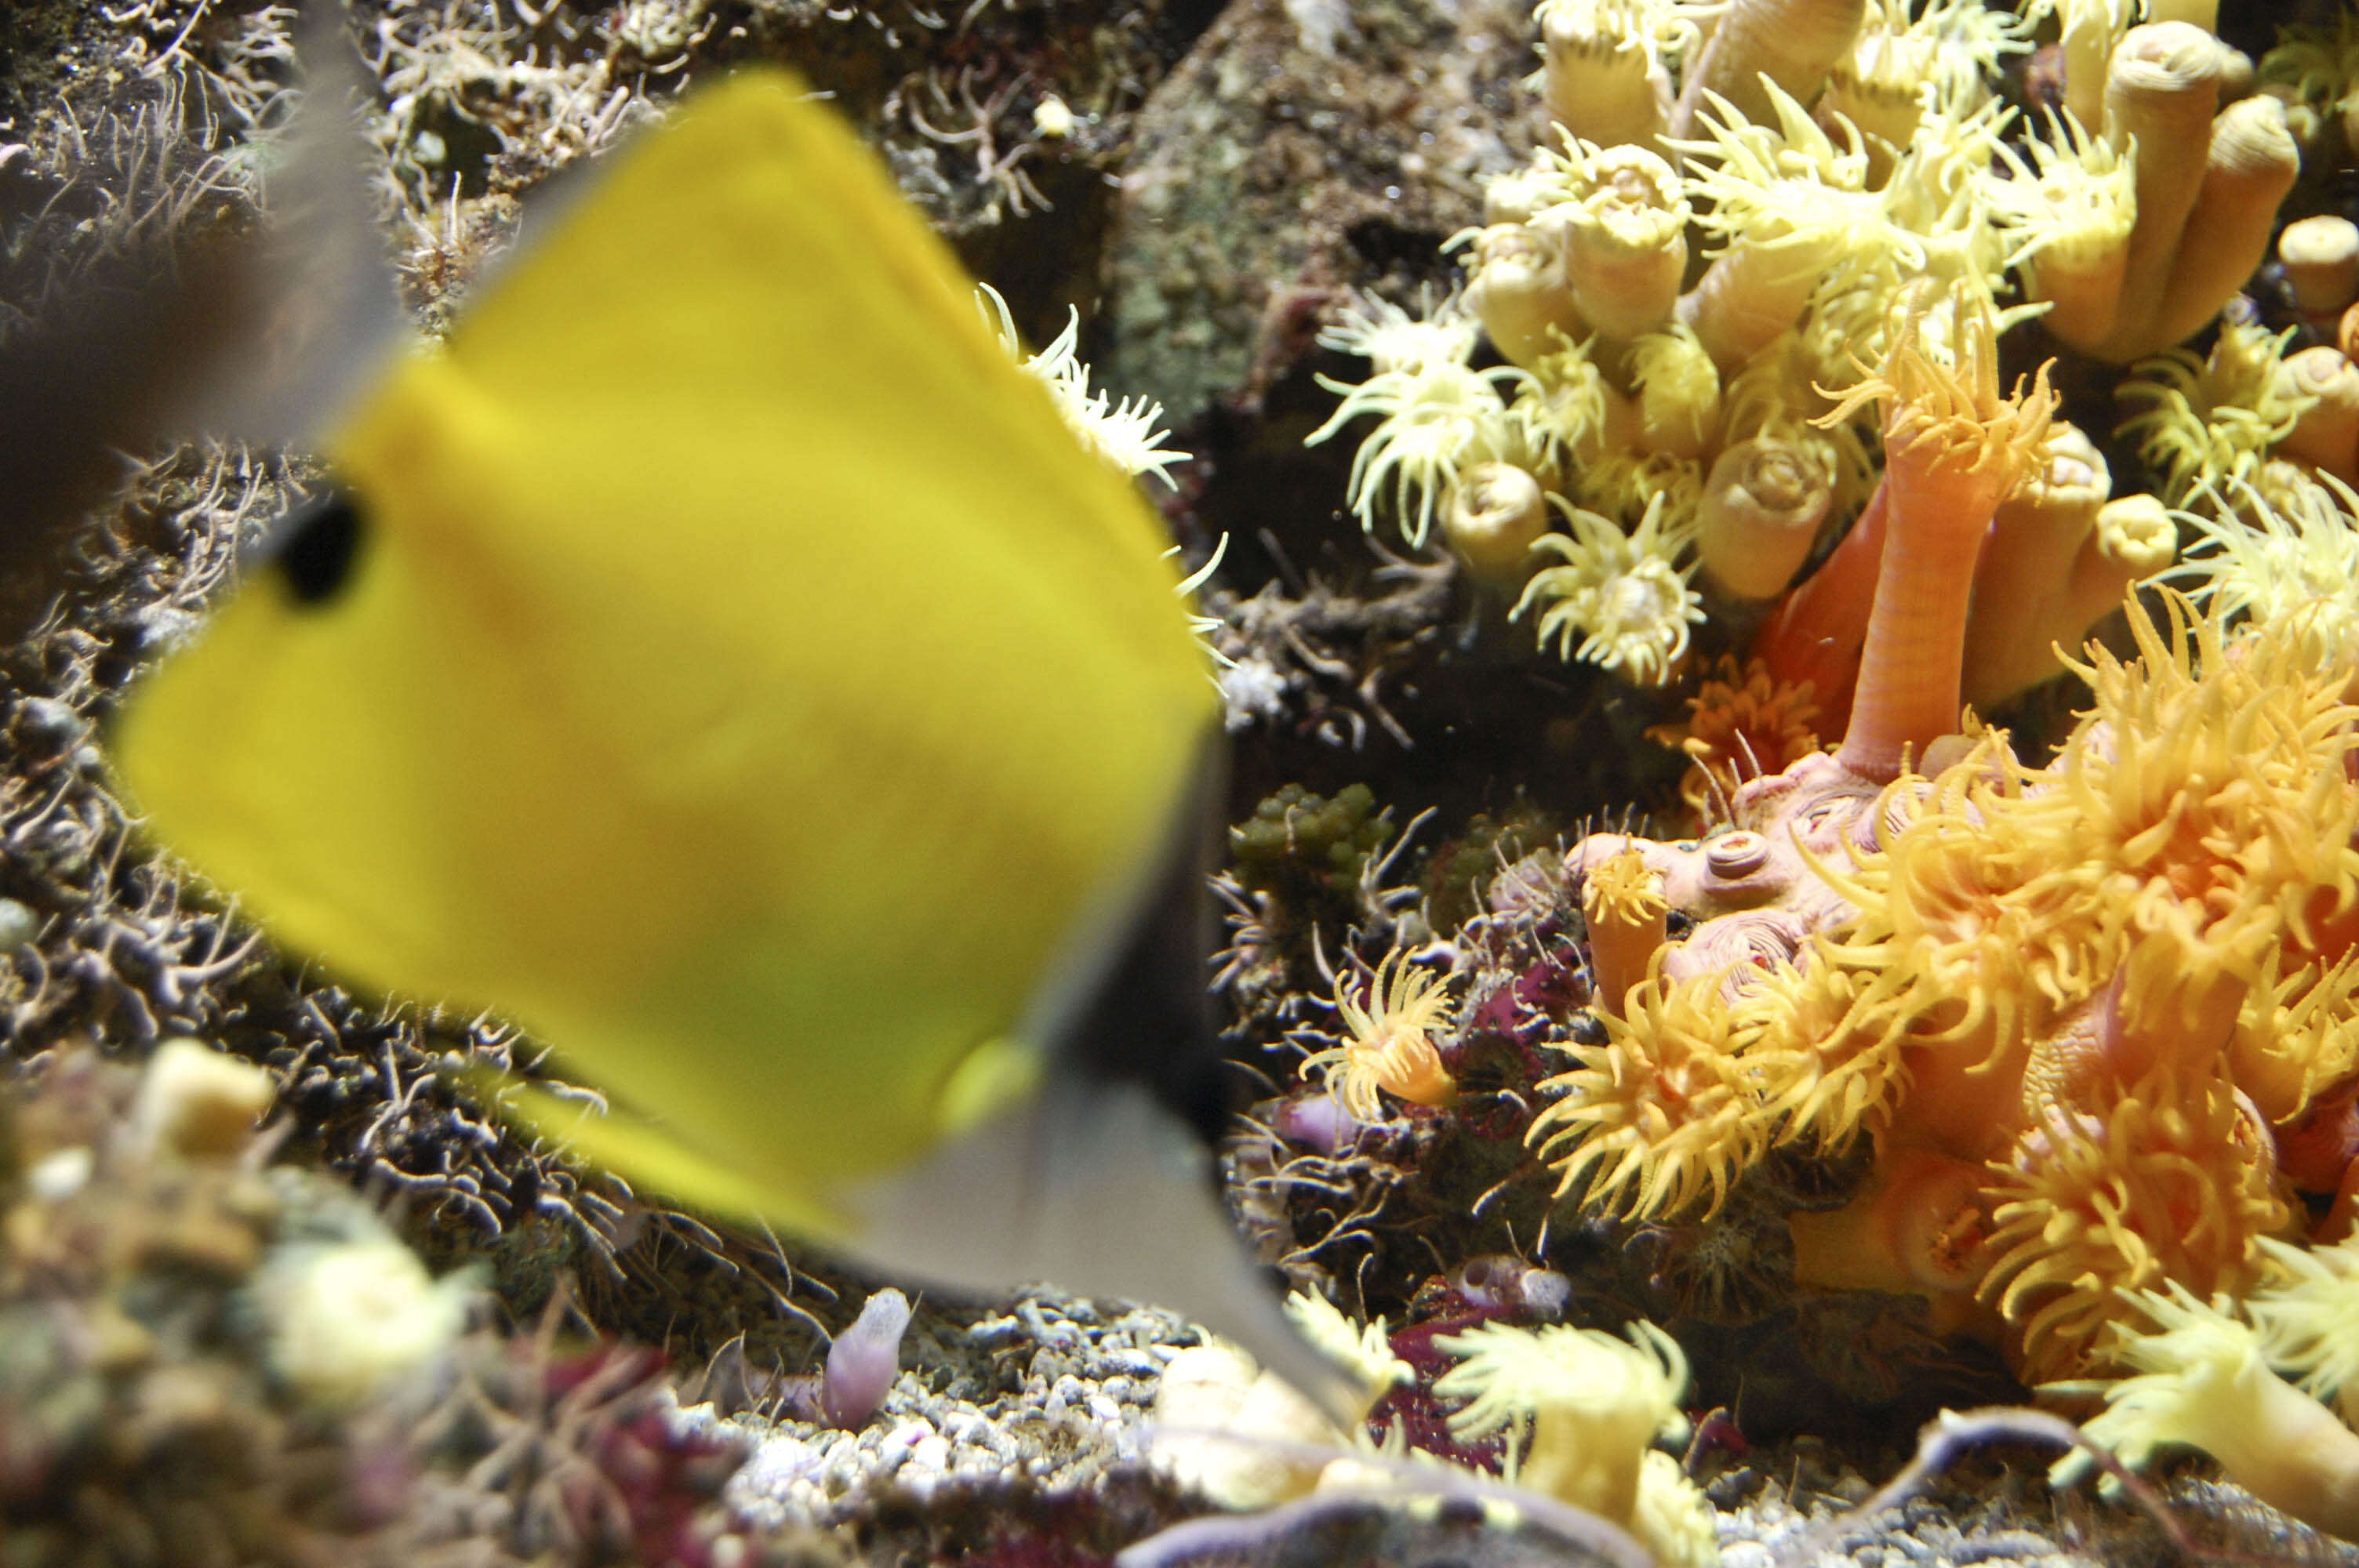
[
  {"x1": 1535, "y1": 594, "x2": 2359, "y2": 1388},
  {"x1": 1307, "y1": 0, "x2": 2346, "y2": 723}
]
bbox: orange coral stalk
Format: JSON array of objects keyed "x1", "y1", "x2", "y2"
[
  {"x1": 1823, "y1": 303, "x2": 2057, "y2": 781},
  {"x1": 1754, "y1": 477, "x2": 1885, "y2": 739}
]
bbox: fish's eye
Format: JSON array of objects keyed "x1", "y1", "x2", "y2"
[{"x1": 270, "y1": 492, "x2": 367, "y2": 606}]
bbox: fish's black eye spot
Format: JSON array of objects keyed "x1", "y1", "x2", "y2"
[{"x1": 275, "y1": 492, "x2": 365, "y2": 606}]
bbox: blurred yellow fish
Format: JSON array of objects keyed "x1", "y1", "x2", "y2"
[{"x1": 91, "y1": 61, "x2": 1350, "y2": 1412}]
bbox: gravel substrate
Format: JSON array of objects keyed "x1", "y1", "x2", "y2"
[{"x1": 683, "y1": 1295, "x2": 1197, "y2": 1527}]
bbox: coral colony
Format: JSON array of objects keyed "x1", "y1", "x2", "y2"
[
  {"x1": 12, "y1": 0, "x2": 2359, "y2": 1563},
  {"x1": 1212, "y1": 0, "x2": 2359, "y2": 1555}
]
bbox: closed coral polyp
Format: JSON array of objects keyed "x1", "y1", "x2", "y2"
[
  {"x1": 1696, "y1": 436, "x2": 1834, "y2": 601},
  {"x1": 1547, "y1": 140, "x2": 1688, "y2": 341},
  {"x1": 1445, "y1": 460, "x2": 1554, "y2": 586}
]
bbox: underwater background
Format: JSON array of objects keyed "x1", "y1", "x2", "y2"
[{"x1": 5, "y1": 0, "x2": 2359, "y2": 1563}]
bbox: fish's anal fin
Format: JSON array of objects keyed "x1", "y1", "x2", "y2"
[{"x1": 462, "y1": 1064, "x2": 847, "y2": 1242}]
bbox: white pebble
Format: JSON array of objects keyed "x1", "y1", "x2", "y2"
[
  {"x1": 736, "y1": 1433, "x2": 824, "y2": 1488},
  {"x1": 876, "y1": 1421, "x2": 929, "y2": 1468},
  {"x1": 26, "y1": 1146, "x2": 93, "y2": 1203},
  {"x1": 966, "y1": 1316, "x2": 1026, "y2": 1346}
]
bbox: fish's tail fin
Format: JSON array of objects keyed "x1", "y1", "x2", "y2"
[{"x1": 846, "y1": 1075, "x2": 1363, "y2": 1428}]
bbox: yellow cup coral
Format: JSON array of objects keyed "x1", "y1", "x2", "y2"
[
  {"x1": 1694, "y1": 436, "x2": 1832, "y2": 601},
  {"x1": 1445, "y1": 461, "x2": 1555, "y2": 587},
  {"x1": 1528, "y1": 960, "x2": 1768, "y2": 1219},
  {"x1": 1307, "y1": 354, "x2": 1526, "y2": 548},
  {"x1": 1583, "y1": 843, "x2": 1669, "y2": 1018},
  {"x1": 1434, "y1": 1319, "x2": 1717, "y2": 1568},
  {"x1": 1982, "y1": 1065, "x2": 2291, "y2": 1384},
  {"x1": 1545, "y1": 140, "x2": 1689, "y2": 342},
  {"x1": 1513, "y1": 494, "x2": 1703, "y2": 687},
  {"x1": 2058, "y1": 1284, "x2": 2359, "y2": 1541},
  {"x1": 1299, "y1": 949, "x2": 1459, "y2": 1121}
]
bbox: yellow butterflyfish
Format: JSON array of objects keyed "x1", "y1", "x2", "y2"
[{"x1": 81, "y1": 58, "x2": 1351, "y2": 1415}]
